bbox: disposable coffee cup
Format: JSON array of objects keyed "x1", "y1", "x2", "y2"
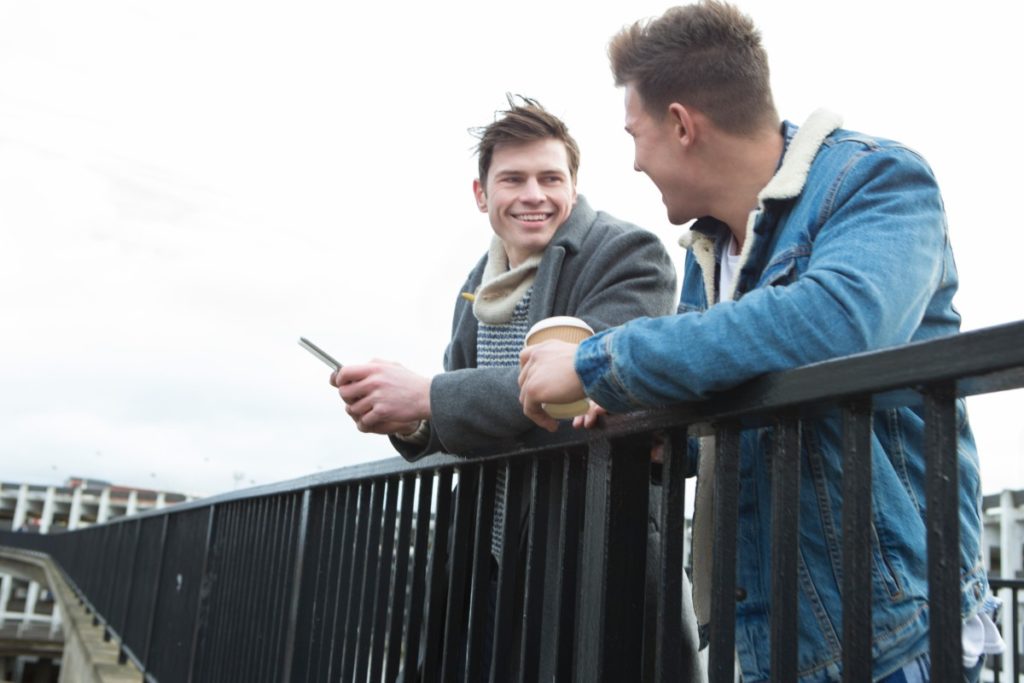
[{"x1": 524, "y1": 316, "x2": 595, "y2": 419}]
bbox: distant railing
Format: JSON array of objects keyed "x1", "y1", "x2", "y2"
[
  {"x1": 2, "y1": 320, "x2": 1023, "y2": 683},
  {"x1": 989, "y1": 578, "x2": 1023, "y2": 682}
]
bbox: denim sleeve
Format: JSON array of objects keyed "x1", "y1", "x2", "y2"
[{"x1": 576, "y1": 145, "x2": 951, "y2": 409}]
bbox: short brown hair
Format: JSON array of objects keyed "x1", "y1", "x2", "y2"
[
  {"x1": 609, "y1": 1, "x2": 778, "y2": 135},
  {"x1": 473, "y1": 95, "x2": 581, "y2": 184}
]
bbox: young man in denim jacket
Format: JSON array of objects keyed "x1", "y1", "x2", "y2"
[{"x1": 518, "y1": 2, "x2": 996, "y2": 681}]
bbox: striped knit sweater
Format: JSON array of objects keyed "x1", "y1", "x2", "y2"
[{"x1": 476, "y1": 286, "x2": 533, "y2": 557}]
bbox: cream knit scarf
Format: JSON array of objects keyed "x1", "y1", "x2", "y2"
[{"x1": 472, "y1": 235, "x2": 543, "y2": 324}]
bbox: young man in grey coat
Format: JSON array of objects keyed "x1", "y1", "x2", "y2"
[
  {"x1": 330, "y1": 97, "x2": 701, "y2": 680},
  {"x1": 331, "y1": 97, "x2": 677, "y2": 459}
]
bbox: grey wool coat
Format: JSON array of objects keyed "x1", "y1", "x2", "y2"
[{"x1": 391, "y1": 196, "x2": 677, "y2": 461}]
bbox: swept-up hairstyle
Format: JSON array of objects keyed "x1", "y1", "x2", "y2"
[
  {"x1": 473, "y1": 94, "x2": 581, "y2": 185},
  {"x1": 609, "y1": 1, "x2": 778, "y2": 135}
]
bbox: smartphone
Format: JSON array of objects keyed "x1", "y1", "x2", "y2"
[{"x1": 298, "y1": 337, "x2": 342, "y2": 371}]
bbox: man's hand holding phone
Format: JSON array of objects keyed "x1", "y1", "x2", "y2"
[{"x1": 301, "y1": 337, "x2": 430, "y2": 436}]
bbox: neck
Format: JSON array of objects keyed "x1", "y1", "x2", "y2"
[{"x1": 706, "y1": 127, "x2": 784, "y2": 249}]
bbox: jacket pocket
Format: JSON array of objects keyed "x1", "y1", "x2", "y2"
[{"x1": 870, "y1": 522, "x2": 905, "y2": 601}]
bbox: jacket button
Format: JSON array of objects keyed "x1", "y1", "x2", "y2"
[{"x1": 736, "y1": 587, "x2": 747, "y2": 602}]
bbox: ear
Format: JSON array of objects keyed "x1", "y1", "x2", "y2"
[
  {"x1": 667, "y1": 103, "x2": 697, "y2": 148},
  {"x1": 472, "y1": 179, "x2": 488, "y2": 213}
]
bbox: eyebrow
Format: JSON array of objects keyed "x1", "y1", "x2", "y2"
[{"x1": 494, "y1": 168, "x2": 567, "y2": 178}]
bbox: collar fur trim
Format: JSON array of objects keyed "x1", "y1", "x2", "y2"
[{"x1": 678, "y1": 108, "x2": 843, "y2": 303}]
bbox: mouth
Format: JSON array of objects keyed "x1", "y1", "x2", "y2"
[{"x1": 512, "y1": 212, "x2": 554, "y2": 224}]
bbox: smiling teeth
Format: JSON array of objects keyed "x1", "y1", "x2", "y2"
[{"x1": 516, "y1": 214, "x2": 549, "y2": 221}]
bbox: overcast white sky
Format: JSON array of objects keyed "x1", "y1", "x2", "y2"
[{"x1": 1, "y1": 1, "x2": 1021, "y2": 498}]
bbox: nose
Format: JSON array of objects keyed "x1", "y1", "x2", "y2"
[{"x1": 520, "y1": 177, "x2": 545, "y2": 203}]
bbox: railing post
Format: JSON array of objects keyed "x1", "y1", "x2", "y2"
[
  {"x1": 140, "y1": 515, "x2": 170, "y2": 675},
  {"x1": 841, "y1": 398, "x2": 873, "y2": 683},
  {"x1": 573, "y1": 434, "x2": 650, "y2": 683},
  {"x1": 708, "y1": 423, "x2": 740, "y2": 683},
  {"x1": 384, "y1": 474, "x2": 417, "y2": 682},
  {"x1": 280, "y1": 489, "x2": 311, "y2": 682},
  {"x1": 117, "y1": 518, "x2": 142, "y2": 665},
  {"x1": 924, "y1": 382, "x2": 962, "y2": 680},
  {"x1": 655, "y1": 427, "x2": 694, "y2": 681},
  {"x1": 771, "y1": 415, "x2": 801, "y2": 683},
  {"x1": 187, "y1": 505, "x2": 217, "y2": 683},
  {"x1": 463, "y1": 464, "x2": 497, "y2": 683}
]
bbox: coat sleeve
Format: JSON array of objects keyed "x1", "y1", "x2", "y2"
[
  {"x1": 395, "y1": 225, "x2": 677, "y2": 459},
  {"x1": 577, "y1": 146, "x2": 952, "y2": 411}
]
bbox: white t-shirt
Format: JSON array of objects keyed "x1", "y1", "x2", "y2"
[{"x1": 718, "y1": 234, "x2": 743, "y2": 301}]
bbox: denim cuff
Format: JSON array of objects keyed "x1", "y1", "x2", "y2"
[
  {"x1": 575, "y1": 329, "x2": 613, "y2": 389},
  {"x1": 575, "y1": 330, "x2": 635, "y2": 413}
]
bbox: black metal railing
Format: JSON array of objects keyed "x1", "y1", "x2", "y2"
[
  {"x1": 989, "y1": 578, "x2": 1023, "y2": 682},
  {"x1": 2, "y1": 320, "x2": 1024, "y2": 682}
]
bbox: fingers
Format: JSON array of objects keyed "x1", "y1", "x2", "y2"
[
  {"x1": 518, "y1": 384, "x2": 558, "y2": 432},
  {"x1": 523, "y1": 401, "x2": 559, "y2": 432},
  {"x1": 572, "y1": 402, "x2": 606, "y2": 430}
]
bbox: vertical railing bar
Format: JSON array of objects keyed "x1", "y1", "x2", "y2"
[
  {"x1": 1012, "y1": 585, "x2": 1019, "y2": 681},
  {"x1": 421, "y1": 468, "x2": 454, "y2": 683},
  {"x1": 116, "y1": 518, "x2": 142, "y2": 664},
  {"x1": 489, "y1": 461, "x2": 524, "y2": 683},
  {"x1": 209, "y1": 503, "x2": 246, "y2": 683},
  {"x1": 271, "y1": 494, "x2": 301, "y2": 678},
  {"x1": 140, "y1": 514, "x2": 171, "y2": 675},
  {"x1": 553, "y1": 449, "x2": 586, "y2": 683},
  {"x1": 355, "y1": 480, "x2": 387, "y2": 681},
  {"x1": 518, "y1": 456, "x2": 553, "y2": 683},
  {"x1": 186, "y1": 505, "x2": 217, "y2": 683},
  {"x1": 770, "y1": 414, "x2": 801, "y2": 683},
  {"x1": 294, "y1": 488, "x2": 333, "y2": 683},
  {"x1": 708, "y1": 424, "x2": 740, "y2": 683},
  {"x1": 201, "y1": 505, "x2": 230, "y2": 682},
  {"x1": 326, "y1": 485, "x2": 359, "y2": 681},
  {"x1": 241, "y1": 498, "x2": 270, "y2": 682},
  {"x1": 402, "y1": 471, "x2": 436, "y2": 682},
  {"x1": 369, "y1": 477, "x2": 401, "y2": 683},
  {"x1": 255, "y1": 496, "x2": 286, "y2": 682},
  {"x1": 841, "y1": 398, "x2": 873, "y2": 683},
  {"x1": 655, "y1": 427, "x2": 690, "y2": 682},
  {"x1": 1013, "y1": 585, "x2": 1020, "y2": 681},
  {"x1": 463, "y1": 464, "x2": 497, "y2": 683},
  {"x1": 238, "y1": 498, "x2": 269, "y2": 683},
  {"x1": 573, "y1": 436, "x2": 650, "y2": 682},
  {"x1": 573, "y1": 439, "x2": 612, "y2": 683},
  {"x1": 312, "y1": 488, "x2": 341, "y2": 680},
  {"x1": 924, "y1": 383, "x2": 962, "y2": 681},
  {"x1": 341, "y1": 481, "x2": 374, "y2": 680},
  {"x1": 440, "y1": 465, "x2": 480, "y2": 682},
  {"x1": 99, "y1": 523, "x2": 122, "y2": 636},
  {"x1": 280, "y1": 490, "x2": 311, "y2": 682},
  {"x1": 384, "y1": 474, "x2": 416, "y2": 682}
]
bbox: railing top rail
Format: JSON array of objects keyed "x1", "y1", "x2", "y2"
[{"x1": 90, "y1": 319, "x2": 1024, "y2": 526}]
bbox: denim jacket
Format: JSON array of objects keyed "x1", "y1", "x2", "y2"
[{"x1": 575, "y1": 110, "x2": 986, "y2": 681}]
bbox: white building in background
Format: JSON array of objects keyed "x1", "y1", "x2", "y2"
[
  {"x1": 982, "y1": 488, "x2": 1023, "y2": 580},
  {"x1": 0, "y1": 478, "x2": 192, "y2": 647}
]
